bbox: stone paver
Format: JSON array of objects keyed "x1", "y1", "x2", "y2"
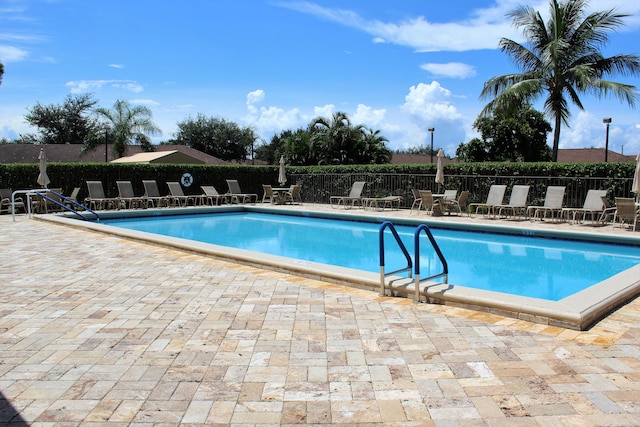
[{"x1": 1, "y1": 208, "x2": 640, "y2": 426}]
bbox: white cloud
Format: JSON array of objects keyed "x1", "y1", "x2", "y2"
[
  {"x1": 246, "y1": 89, "x2": 266, "y2": 115},
  {"x1": 401, "y1": 81, "x2": 467, "y2": 154},
  {"x1": 277, "y1": 1, "x2": 521, "y2": 52},
  {"x1": 312, "y1": 104, "x2": 335, "y2": 118},
  {"x1": 65, "y1": 79, "x2": 144, "y2": 94},
  {"x1": 0, "y1": 44, "x2": 28, "y2": 62},
  {"x1": 402, "y1": 81, "x2": 462, "y2": 121},
  {"x1": 130, "y1": 99, "x2": 160, "y2": 106},
  {"x1": 108, "y1": 64, "x2": 125, "y2": 69},
  {"x1": 352, "y1": 104, "x2": 386, "y2": 127},
  {"x1": 420, "y1": 62, "x2": 476, "y2": 79}
]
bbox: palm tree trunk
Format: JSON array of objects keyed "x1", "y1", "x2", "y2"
[{"x1": 552, "y1": 114, "x2": 562, "y2": 162}]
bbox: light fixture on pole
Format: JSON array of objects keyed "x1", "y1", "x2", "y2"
[
  {"x1": 428, "y1": 127, "x2": 435, "y2": 163},
  {"x1": 603, "y1": 118, "x2": 612, "y2": 162}
]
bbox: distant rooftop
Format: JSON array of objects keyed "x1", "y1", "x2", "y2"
[{"x1": 0, "y1": 144, "x2": 229, "y2": 164}]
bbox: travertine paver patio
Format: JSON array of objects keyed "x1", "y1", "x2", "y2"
[{"x1": 1, "y1": 208, "x2": 640, "y2": 426}]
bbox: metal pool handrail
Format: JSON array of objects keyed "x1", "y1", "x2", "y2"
[
  {"x1": 27, "y1": 189, "x2": 100, "y2": 221},
  {"x1": 379, "y1": 221, "x2": 449, "y2": 303},
  {"x1": 413, "y1": 224, "x2": 448, "y2": 302},
  {"x1": 378, "y1": 221, "x2": 413, "y2": 297}
]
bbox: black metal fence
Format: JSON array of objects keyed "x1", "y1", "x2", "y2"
[{"x1": 288, "y1": 173, "x2": 635, "y2": 209}]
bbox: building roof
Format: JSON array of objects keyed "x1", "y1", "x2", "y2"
[
  {"x1": 111, "y1": 150, "x2": 205, "y2": 164},
  {"x1": 390, "y1": 153, "x2": 456, "y2": 165},
  {"x1": 0, "y1": 144, "x2": 229, "y2": 164},
  {"x1": 557, "y1": 148, "x2": 635, "y2": 163}
]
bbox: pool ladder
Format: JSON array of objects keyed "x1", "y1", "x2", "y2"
[{"x1": 379, "y1": 221, "x2": 448, "y2": 303}]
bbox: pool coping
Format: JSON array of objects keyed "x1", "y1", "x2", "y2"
[{"x1": 39, "y1": 205, "x2": 640, "y2": 331}]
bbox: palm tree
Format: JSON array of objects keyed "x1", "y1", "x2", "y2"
[
  {"x1": 362, "y1": 128, "x2": 392, "y2": 163},
  {"x1": 311, "y1": 111, "x2": 365, "y2": 164},
  {"x1": 89, "y1": 99, "x2": 161, "y2": 158},
  {"x1": 480, "y1": 0, "x2": 640, "y2": 161}
]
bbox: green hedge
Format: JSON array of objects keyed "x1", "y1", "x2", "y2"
[{"x1": 0, "y1": 161, "x2": 635, "y2": 207}]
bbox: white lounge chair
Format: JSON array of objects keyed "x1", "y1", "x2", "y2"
[
  {"x1": 200, "y1": 186, "x2": 230, "y2": 206},
  {"x1": 562, "y1": 189, "x2": 608, "y2": 224},
  {"x1": 527, "y1": 186, "x2": 565, "y2": 221},
  {"x1": 330, "y1": 181, "x2": 366, "y2": 209},
  {"x1": 469, "y1": 184, "x2": 507, "y2": 216},
  {"x1": 495, "y1": 185, "x2": 530, "y2": 219}
]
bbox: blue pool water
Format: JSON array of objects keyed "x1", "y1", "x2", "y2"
[{"x1": 104, "y1": 212, "x2": 640, "y2": 301}]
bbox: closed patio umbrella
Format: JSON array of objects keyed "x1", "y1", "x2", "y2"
[
  {"x1": 633, "y1": 151, "x2": 640, "y2": 201},
  {"x1": 435, "y1": 148, "x2": 445, "y2": 191},
  {"x1": 37, "y1": 147, "x2": 51, "y2": 188},
  {"x1": 278, "y1": 155, "x2": 287, "y2": 186}
]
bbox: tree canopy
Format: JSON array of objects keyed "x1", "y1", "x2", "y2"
[
  {"x1": 168, "y1": 114, "x2": 256, "y2": 162},
  {"x1": 480, "y1": 0, "x2": 640, "y2": 161},
  {"x1": 24, "y1": 93, "x2": 100, "y2": 145},
  {"x1": 457, "y1": 105, "x2": 552, "y2": 162}
]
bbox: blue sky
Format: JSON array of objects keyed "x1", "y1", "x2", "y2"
[{"x1": 2, "y1": 0, "x2": 640, "y2": 157}]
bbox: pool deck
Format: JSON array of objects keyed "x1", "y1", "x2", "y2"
[{"x1": 2, "y1": 205, "x2": 640, "y2": 425}]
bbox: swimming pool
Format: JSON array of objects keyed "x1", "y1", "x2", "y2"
[
  {"x1": 102, "y1": 211, "x2": 640, "y2": 302},
  {"x1": 42, "y1": 206, "x2": 640, "y2": 330}
]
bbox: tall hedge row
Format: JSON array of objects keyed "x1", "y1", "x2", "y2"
[{"x1": 0, "y1": 161, "x2": 635, "y2": 207}]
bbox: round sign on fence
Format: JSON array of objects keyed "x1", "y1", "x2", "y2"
[{"x1": 181, "y1": 172, "x2": 193, "y2": 187}]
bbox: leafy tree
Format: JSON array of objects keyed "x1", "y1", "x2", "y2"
[
  {"x1": 456, "y1": 138, "x2": 491, "y2": 163},
  {"x1": 480, "y1": 0, "x2": 640, "y2": 161},
  {"x1": 169, "y1": 114, "x2": 256, "y2": 162},
  {"x1": 0, "y1": 61, "x2": 4, "y2": 86},
  {"x1": 457, "y1": 105, "x2": 552, "y2": 162},
  {"x1": 395, "y1": 146, "x2": 438, "y2": 157},
  {"x1": 24, "y1": 93, "x2": 100, "y2": 144},
  {"x1": 83, "y1": 99, "x2": 161, "y2": 158}
]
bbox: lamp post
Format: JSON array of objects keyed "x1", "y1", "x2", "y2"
[
  {"x1": 104, "y1": 129, "x2": 109, "y2": 162},
  {"x1": 603, "y1": 118, "x2": 612, "y2": 162},
  {"x1": 428, "y1": 127, "x2": 435, "y2": 163}
]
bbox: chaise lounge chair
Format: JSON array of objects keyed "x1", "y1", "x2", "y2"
[
  {"x1": 200, "y1": 186, "x2": 230, "y2": 206},
  {"x1": 226, "y1": 179, "x2": 258, "y2": 204},
  {"x1": 167, "y1": 182, "x2": 197, "y2": 207},
  {"x1": 527, "y1": 186, "x2": 565, "y2": 221},
  {"x1": 561, "y1": 189, "x2": 608, "y2": 224},
  {"x1": 117, "y1": 181, "x2": 151, "y2": 209},
  {"x1": 143, "y1": 180, "x2": 174, "y2": 207},
  {"x1": 469, "y1": 184, "x2": 507, "y2": 216},
  {"x1": 495, "y1": 185, "x2": 530, "y2": 219},
  {"x1": 362, "y1": 195, "x2": 403, "y2": 211},
  {"x1": 330, "y1": 181, "x2": 366, "y2": 209},
  {"x1": 85, "y1": 181, "x2": 119, "y2": 210}
]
